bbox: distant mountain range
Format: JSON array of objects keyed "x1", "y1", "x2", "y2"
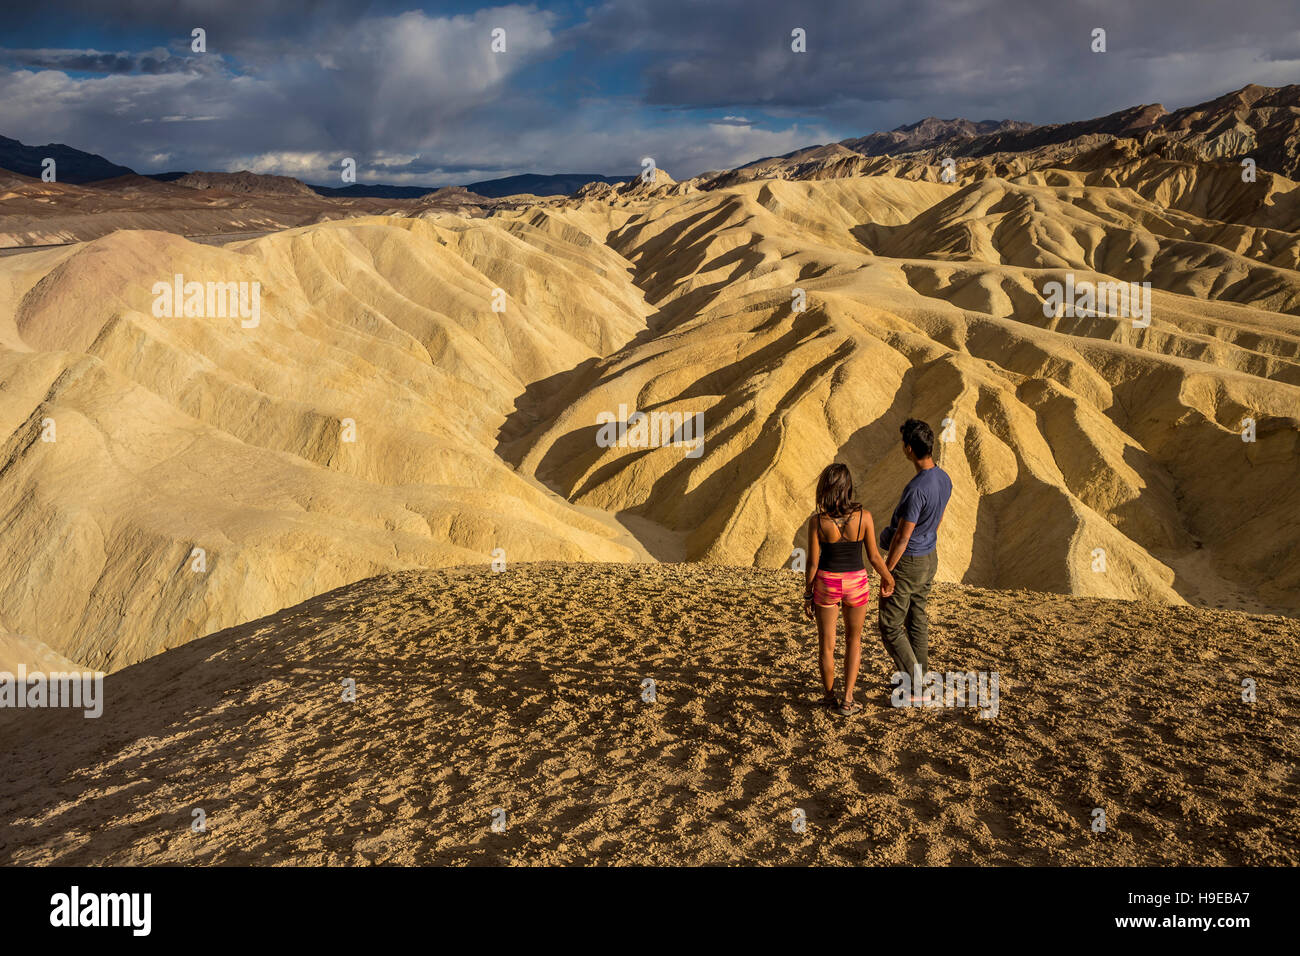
[
  {"x1": 164, "y1": 170, "x2": 321, "y2": 197},
  {"x1": 4, "y1": 83, "x2": 1300, "y2": 197},
  {"x1": 840, "y1": 117, "x2": 1036, "y2": 156},
  {"x1": 306, "y1": 182, "x2": 438, "y2": 199},
  {"x1": 309, "y1": 173, "x2": 626, "y2": 199},
  {"x1": 712, "y1": 82, "x2": 1300, "y2": 189},
  {"x1": 457, "y1": 173, "x2": 626, "y2": 198},
  {"x1": 0, "y1": 135, "x2": 626, "y2": 197},
  {"x1": 0, "y1": 134, "x2": 134, "y2": 183}
]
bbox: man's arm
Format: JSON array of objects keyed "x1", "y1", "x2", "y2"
[
  {"x1": 861, "y1": 511, "x2": 895, "y2": 597},
  {"x1": 884, "y1": 520, "x2": 915, "y2": 572}
]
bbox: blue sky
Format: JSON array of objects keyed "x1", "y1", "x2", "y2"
[{"x1": 1, "y1": 0, "x2": 1297, "y2": 186}]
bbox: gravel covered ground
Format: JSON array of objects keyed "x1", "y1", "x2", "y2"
[{"x1": 1, "y1": 562, "x2": 1296, "y2": 865}]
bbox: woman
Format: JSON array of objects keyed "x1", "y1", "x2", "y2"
[{"x1": 803, "y1": 463, "x2": 894, "y2": 715}]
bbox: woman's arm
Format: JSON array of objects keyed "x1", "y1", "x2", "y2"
[
  {"x1": 861, "y1": 511, "x2": 895, "y2": 597},
  {"x1": 803, "y1": 515, "x2": 820, "y2": 619},
  {"x1": 805, "y1": 514, "x2": 820, "y2": 591}
]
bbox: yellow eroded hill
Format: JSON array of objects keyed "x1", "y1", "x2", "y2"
[{"x1": 0, "y1": 171, "x2": 1297, "y2": 672}]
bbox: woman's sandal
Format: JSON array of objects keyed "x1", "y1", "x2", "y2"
[
  {"x1": 821, "y1": 691, "x2": 838, "y2": 708},
  {"x1": 836, "y1": 700, "x2": 863, "y2": 716}
]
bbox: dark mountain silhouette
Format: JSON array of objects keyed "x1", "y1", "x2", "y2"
[
  {"x1": 0, "y1": 134, "x2": 134, "y2": 183},
  {"x1": 461, "y1": 172, "x2": 625, "y2": 197},
  {"x1": 309, "y1": 182, "x2": 432, "y2": 198}
]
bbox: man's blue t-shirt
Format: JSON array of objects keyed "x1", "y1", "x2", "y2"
[{"x1": 885, "y1": 465, "x2": 952, "y2": 556}]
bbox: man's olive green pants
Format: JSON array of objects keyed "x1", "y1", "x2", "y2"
[{"x1": 878, "y1": 551, "x2": 939, "y2": 683}]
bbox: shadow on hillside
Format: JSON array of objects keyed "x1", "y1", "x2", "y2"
[{"x1": 492, "y1": 233, "x2": 779, "y2": 562}]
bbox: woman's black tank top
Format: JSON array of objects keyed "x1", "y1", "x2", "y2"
[{"x1": 817, "y1": 510, "x2": 866, "y2": 572}]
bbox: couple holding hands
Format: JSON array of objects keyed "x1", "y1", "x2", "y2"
[{"x1": 803, "y1": 419, "x2": 952, "y2": 716}]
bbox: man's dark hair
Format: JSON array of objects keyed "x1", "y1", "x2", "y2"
[{"x1": 900, "y1": 418, "x2": 934, "y2": 458}]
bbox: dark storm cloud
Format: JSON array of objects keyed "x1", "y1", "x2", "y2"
[
  {"x1": 3, "y1": 0, "x2": 394, "y2": 39},
  {"x1": 3, "y1": 48, "x2": 201, "y2": 74},
  {"x1": 575, "y1": 0, "x2": 1300, "y2": 125}
]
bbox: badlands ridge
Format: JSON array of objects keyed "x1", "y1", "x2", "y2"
[{"x1": 0, "y1": 89, "x2": 1298, "y2": 673}]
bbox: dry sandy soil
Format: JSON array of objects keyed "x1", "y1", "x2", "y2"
[{"x1": 1, "y1": 563, "x2": 1295, "y2": 866}]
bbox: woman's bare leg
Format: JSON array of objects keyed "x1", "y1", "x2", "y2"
[
  {"x1": 815, "y1": 603, "x2": 840, "y2": 696},
  {"x1": 841, "y1": 600, "x2": 868, "y2": 704}
]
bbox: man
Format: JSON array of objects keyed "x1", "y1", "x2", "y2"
[{"x1": 878, "y1": 418, "x2": 952, "y2": 703}]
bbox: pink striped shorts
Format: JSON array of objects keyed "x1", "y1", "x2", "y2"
[{"x1": 812, "y1": 569, "x2": 871, "y2": 608}]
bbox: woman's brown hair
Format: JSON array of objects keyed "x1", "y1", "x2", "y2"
[{"x1": 816, "y1": 463, "x2": 861, "y2": 519}]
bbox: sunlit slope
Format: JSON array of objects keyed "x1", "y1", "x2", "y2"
[
  {"x1": 0, "y1": 217, "x2": 653, "y2": 670},
  {"x1": 509, "y1": 177, "x2": 1299, "y2": 612}
]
